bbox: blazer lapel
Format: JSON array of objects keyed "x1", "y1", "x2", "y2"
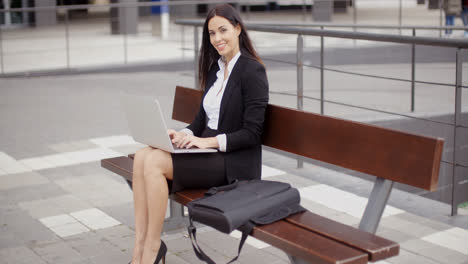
[{"x1": 219, "y1": 56, "x2": 245, "y2": 124}]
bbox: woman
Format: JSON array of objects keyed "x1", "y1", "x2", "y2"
[
  {"x1": 443, "y1": 0, "x2": 462, "y2": 35},
  {"x1": 130, "y1": 4, "x2": 269, "y2": 264}
]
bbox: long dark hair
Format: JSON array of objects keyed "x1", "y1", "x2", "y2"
[{"x1": 198, "y1": 4, "x2": 263, "y2": 90}]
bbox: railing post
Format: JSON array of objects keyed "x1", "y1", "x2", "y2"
[
  {"x1": 0, "y1": 20, "x2": 4, "y2": 74},
  {"x1": 411, "y1": 28, "x2": 415, "y2": 112},
  {"x1": 65, "y1": 8, "x2": 70, "y2": 69},
  {"x1": 451, "y1": 48, "x2": 462, "y2": 216},
  {"x1": 194, "y1": 26, "x2": 199, "y2": 89},
  {"x1": 320, "y1": 26, "x2": 325, "y2": 115},
  {"x1": 398, "y1": 0, "x2": 402, "y2": 35},
  {"x1": 123, "y1": 6, "x2": 128, "y2": 65},
  {"x1": 181, "y1": 25, "x2": 185, "y2": 60},
  {"x1": 353, "y1": 0, "x2": 357, "y2": 25},
  {"x1": 297, "y1": 34, "x2": 304, "y2": 169},
  {"x1": 439, "y1": 0, "x2": 443, "y2": 37},
  {"x1": 301, "y1": 0, "x2": 307, "y2": 22}
]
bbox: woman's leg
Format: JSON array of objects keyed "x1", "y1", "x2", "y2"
[
  {"x1": 141, "y1": 149, "x2": 173, "y2": 264},
  {"x1": 446, "y1": 15, "x2": 455, "y2": 34},
  {"x1": 131, "y1": 146, "x2": 153, "y2": 264},
  {"x1": 462, "y1": 10, "x2": 468, "y2": 34}
]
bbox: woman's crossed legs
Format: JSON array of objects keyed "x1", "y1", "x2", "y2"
[{"x1": 131, "y1": 146, "x2": 173, "y2": 264}]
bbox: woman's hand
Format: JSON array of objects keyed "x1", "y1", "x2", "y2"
[
  {"x1": 185, "y1": 136, "x2": 219, "y2": 149},
  {"x1": 167, "y1": 129, "x2": 218, "y2": 149},
  {"x1": 167, "y1": 129, "x2": 188, "y2": 146}
]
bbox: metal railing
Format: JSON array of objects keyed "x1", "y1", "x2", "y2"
[
  {"x1": 177, "y1": 19, "x2": 468, "y2": 216},
  {"x1": 1, "y1": 0, "x2": 467, "y2": 74}
]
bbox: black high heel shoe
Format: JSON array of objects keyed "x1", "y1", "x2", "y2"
[
  {"x1": 153, "y1": 240, "x2": 167, "y2": 264},
  {"x1": 128, "y1": 241, "x2": 167, "y2": 264}
]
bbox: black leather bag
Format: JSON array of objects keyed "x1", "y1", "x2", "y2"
[{"x1": 187, "y1": 180, "x2": 304, "y2": 264}]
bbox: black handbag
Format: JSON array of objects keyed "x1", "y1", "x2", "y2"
[{"x1": 187, "y1": 179, "x2": 305, "y2": 264}]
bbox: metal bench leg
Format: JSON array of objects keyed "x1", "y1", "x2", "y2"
[
  {"x1": 359, "y1": 177, "x2": 394, "y2": 234},
  {"x1": 163, "y1": 197, "x2": 189, "y2": 232},
  {"x1": 287, "y1": 254, "x2": 309, "y2": 264}
]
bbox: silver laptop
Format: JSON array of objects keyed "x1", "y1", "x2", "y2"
[{"x1": 121, "y1": 94, "x2": 217, "y2": 154}]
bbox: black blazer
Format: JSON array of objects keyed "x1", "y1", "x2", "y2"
[{"x1": 187, "y1": 55, "x2": 269, "y2": 183}]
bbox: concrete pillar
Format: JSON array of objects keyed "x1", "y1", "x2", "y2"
[
  {"x1": 313, "y1": 0, "x2": 333, "y2": 22},
  {"x1": 34, "y1": 0, "x2": 56, "y2": 26},
  {"x1": 110, "y1": 0, "x2": 138, "y2": 35},
  {"x1": 333, "y1": 0, "x2": 347, "y2": 13},
  {"x1": 3, "y1": 0, "x2": 11, "y2": 26}
]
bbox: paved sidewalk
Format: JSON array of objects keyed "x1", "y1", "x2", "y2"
[{"x1": 1, "y1": 1, "x2": 468, "y2": 264}]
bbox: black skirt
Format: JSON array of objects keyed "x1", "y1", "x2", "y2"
[{"x1": 169, "y1": 127, "x2": 227, "y2": 193}]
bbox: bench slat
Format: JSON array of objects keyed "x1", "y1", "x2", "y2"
[
  {"x1": 286, "y1": 211, "x2": 399, "y2": 261},
  {"x1": 101, "y1": 156, "x2": 133, "y2": 182},
  {"x1": 252, "y1": 220, "x2": 368, "y2": 264},
  {"x1": 262, "y1": 105, "x2": 443, "y2": 191},
  {"x1": 172, "y1": 85, "x2": 203, "y2": 124}
]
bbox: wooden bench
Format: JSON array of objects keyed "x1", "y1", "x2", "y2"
[{"x1": 102, "y1": 86, "x2": 444, "y2": 264}]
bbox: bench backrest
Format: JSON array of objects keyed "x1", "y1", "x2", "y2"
[{"x1": 172, "y1": 86, "x2": 444, "y2": 191}]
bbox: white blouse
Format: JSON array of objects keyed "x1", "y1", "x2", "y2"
[{"x1": 183, "y1": 51, "x2": 241, "y2": 152}]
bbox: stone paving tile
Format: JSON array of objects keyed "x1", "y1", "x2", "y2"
[
  {"x1": 176, "y1": 243, "x2": 230, "y2": 264},
  {"x1": 0, "y1": 246, "x2": 47, "y2": 264},
  {"x1": 402, "y1": 239, "x2": 468, "y2": 264},
  {"x1": 60, "y1": 161, "x2": 105, "y2": 177},
  {"x1": 299, "y1": 197, "x2": 361, "y2": 227},
  {"x1": 0, "y1": 152, "x2": 32, "y2": 174},
  {"x1": 237, "y1": 248, "x2": 288, "y2": 264},
  {"x1": 165, "y1": 231, "x2": 200, "y2": 254},
  {"x1": 231, "y1": 230, "x2": 270, "y2": 249},
  {"x1": 18, "y1": 194, "x2": 92, "y2": 219},
  {"x1": 197, "y1": 229, "x2": 257, "y2": 258},
  {"x1": 267, "y1": 173, "x2": 319, "y2": 189},
  {"x1": 64, "y1": 231, "x2": 122, "y2": 259},
  {"x1": 387, "y1": 249, "x2": 444, "y2": 264},
  {"x1": 376, "y1": 226, "x2": 416, "y2": 243},
  {"x1": 100, "y1": 202, "x2": 135, "y2": 229},
  {"x1": 300, "y1": 184, "x2": 403, "y2": 219},
  {"x1": 19, "y1": 156, "x2": 57, "y2": 171},
  {"x1": 165, "y1": 253, "x2": 191, "y2": 264},
  {"x1": 0, "y1": 209, "x2": 56, "y2": 249},
  {"x1": 0, "y1": 171, "x2": 50, "y2": 190},
  {"x1": 396, "y1": 212, "x2": 453, "y2": 231},
  {"x1": 110, "y1": 143, "x2": 145, "y2": 156},
  {"x1": 54, "y1": 173, "x2": 133, "y2": 208},
  {"x1": 263, "y1": 246, "x2": 290, "y2": 262},
  {"x1": 38, "y1": 166, "x2": 75, "y2": 181},
  {"x1": 71, "y1": 208, "x2": 121, "y2": 230},
  {"x1": 422, "y1": 227, "x2": 468, "y2": 256},
  {"x1": 31, "y1": 239, "x2": 88, "y2": 264},
  {"x1": 0, "y1": 182, "x2": 67, "y2": 204},
  {"x1": 380, "y1": 214, "x2": 441, "y2": 238},
  {"x1": 89, "y1": 135, "x2": 136, "y2": 148},
  {"x1": 96, "y1": 225, "x2": 135, "y2": 254},
  {"x1": 49, "y1": 140, "x2": 97, "y2": 153}
]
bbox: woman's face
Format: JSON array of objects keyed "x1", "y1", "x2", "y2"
[{"x1": 208, "y1": 15, "x2": 241, "y2": 62}]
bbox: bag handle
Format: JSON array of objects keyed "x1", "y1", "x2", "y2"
[
  {"x1": 204, "y1": 179, "x2": 239, "y2": 196},
  {"x1": 188, "y1": 218, "x2": 216, "y2": 264},
  {"x1": 188, "y1": 217, "x2": 254, "y2": 264}
]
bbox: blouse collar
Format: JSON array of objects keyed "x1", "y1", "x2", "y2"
[{"x1": 217, "y1": 51, "x2": 241, "y2": 73}]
